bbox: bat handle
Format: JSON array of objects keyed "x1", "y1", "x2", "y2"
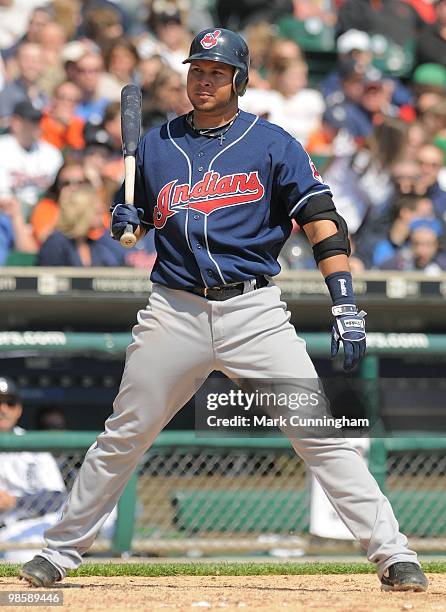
[
  {"x1": 120, "y1": 223, "x2": 137, "y2": 248},
  {"x1": 119, "y1": 156, "x2": 137, "y2": 248}
]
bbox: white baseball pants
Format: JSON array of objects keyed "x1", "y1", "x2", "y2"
[{"x1": 39, "y1": 284, "x2": 418, "y2": 578}]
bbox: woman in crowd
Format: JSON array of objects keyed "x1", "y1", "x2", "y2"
[
  {"x1": 30, "y1": 160, "x2": 91, "y2": 246},
  {"x1": 37, "y1": 185, "x2": 124, "y2": 267}
]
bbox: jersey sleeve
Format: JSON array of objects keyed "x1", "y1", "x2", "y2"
[{"x1": 276, "y1": 138, "x2": 332, "y2": 219}]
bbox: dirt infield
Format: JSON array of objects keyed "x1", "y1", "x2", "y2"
[{"x1": 1, "y1": 574, "x2": 445, "y2": 611}]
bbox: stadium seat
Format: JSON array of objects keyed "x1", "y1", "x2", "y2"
[
  {"x1": 275, "y1": 16, "x2": 337, "y2": 83},
  {"x1": 5, "y1": 252, "x2": 37, "y2": 266}
]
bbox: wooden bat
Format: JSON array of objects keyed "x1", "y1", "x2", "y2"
[{"x1": 119, "y1": 83, "x2": 142, "y2": 248}]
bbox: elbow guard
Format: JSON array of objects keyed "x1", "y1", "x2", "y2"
[{"x1": 295, "y1": 194, "x2": 351, "y2": 264}]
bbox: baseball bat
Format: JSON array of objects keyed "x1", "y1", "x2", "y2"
[{"x1": 119, "y1": 83, "x2": 142, "y2": 248}]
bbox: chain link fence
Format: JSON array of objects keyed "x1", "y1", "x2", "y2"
[
  {"x1": 1, "y1": 434, "x2": 446, "y2": 555},
  {"x1": 386, "y1": 450, "x2": 446, "y2": 538},
  {"x1": 135, "y1": 447, "x2": 307, "y2": 541}
]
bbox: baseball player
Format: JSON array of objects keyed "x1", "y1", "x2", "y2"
[{"x1": 21, "y1": 28, "x2": 427, "y2": 592}]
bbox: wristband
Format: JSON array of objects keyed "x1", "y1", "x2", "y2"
[
  {"x1": 331, "y1": 304, "x2": 357, "y2": 317},
  {"x1": 325, "y1": 271, "x2": 355, "y2": 306}
]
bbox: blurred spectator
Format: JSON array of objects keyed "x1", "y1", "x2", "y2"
[
  {"x1": 82, "y1": 4, "x2": 124, "y2": 50},
  {"x1": 72, "y1": 50, "x2": 111, "y2": 125},
  {"x1": 98, "y1": 38, "x2": 140, "y2": 101},
  {"x1": 392, "y1": 158, "x2": 424, "y2": 195},
  {"x1": 306, "y1": 106, "x2": 350, "y2": 157},
  {"x1": 0, "y1": 100, "x2": 63, "y2": 221},
  {"x1": 379, "y1": 217, "x2": 446, "y2": 273},
  {"x1": 138, "y1": 53, "x2": 164, "y2": 90},
  {"x1": 417, "y1": 0, "x2": 446, "y2": 66},
  {"x1": 322, "y1": 29, "x2": 413, "y2": 108},
  {"x1": 0, "y1": 1, "x2": 52, "y2": 53},
  {"x1": 413, "y1": 62, "x2": 446, "y2": 96},
  {"x1": 241, "y1": 58, "x2": 324, "y2": 146},
  {"x1": 147, "y1": 6, "x2": 192, "y2": 77},
  {"x1": 60, "y1": 39, "x2": 97, "y2": 83},
  {"x1": 35, "y1": 405, "x2": 66, "y2": 431},
  {"x1": 421, "y1": 99, "x2": 446, "y2": 142},
  {"x1": 322, "y1": 30, "x2": 372, "y2": 100},
  {"x1": 0, "y1": 195, "x2": 37, "y2": 264},
  {"x1": 0, "y1": 42, "x2": 48, "y2": 129},
  {"x1": 240, "y1": 37, "x2": 304, "y2": 117},
  {"x1": 37, "y1": 185, "x2": 125, "y2": 266},
  {"x1": 370, "y1": 194, "x2": 434, "y2": 266},
  {"x1": 266, "y1": 37, "x2": 303, "y2": 74},
  {"x1": 319, "y1": 59, "x2": 372, "y2": 150},
  {"x1": 416, "y1": 143, "x2": 446, "y2": 219},
  {"x1": 142, "y1": 65, "x2": 190, "y2": 130},
  {"x1": 79, "y1": 0, "x2": 130, "y2": 38},
  {"x1": 83, "y1": 128, "x2": 119, "y2": 190},
  {"x1": 350, "y1": 158, "x2": 430, "y2": 266},
  {"x1": 243, "y1": 22, "x2": 276, "y2": 89},
  {"x1": 40, "y1": 81, "x2": 85, "y2": 152},
  {"x1": 216, "y1": 0, "x2": 293, "y2": 30},
  {"x1": 0, "y1": 376, "x2": 66, "y2": 562},
  {"x1": 30, "y1": 160, "x2": 91, "y2": 246},
  {"x1": 323, "y1": 117, "x2": 409, "y2": 232},
  {"x1": 84, "y1": 101, "x2": 124, "y2": 183},
  {"x1": 406, "y1": 121, "x2": 429, "y2": 160},
  {"x1": 37, "y1": 21, "x2": 67, "y2": 96},
  {"x1": 412, "y1": 63, "x2": 446, "y2": 126},
  {"x1": 52, "y1": 0, "x2": 83, "y2": 42}
]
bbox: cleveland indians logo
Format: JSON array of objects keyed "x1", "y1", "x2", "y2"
[
  {"x1": 200, "y1": 29, "x2": 221, "y2": 49},
  {"x1": 153, "y1": 171, "x2": 265, "y2": 229},
  {"x1": 310, "y1": 159, "x2": 323, "y2": 184}
]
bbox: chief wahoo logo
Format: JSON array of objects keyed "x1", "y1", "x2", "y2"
[{"x1": 200, "y1": 29, "x2": 221, "y2": 49}]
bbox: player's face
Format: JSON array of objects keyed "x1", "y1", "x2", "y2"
[
  {"x1": 187, "y1": 60, "x2": 236, "y2": 115},
  {"x1": 0, "y1": 397, "x2": 22, "y2": 432}
]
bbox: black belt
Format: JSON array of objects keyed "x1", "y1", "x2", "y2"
[{"x1": 186, "y1": 275, "x2": 269, "y2": 301}]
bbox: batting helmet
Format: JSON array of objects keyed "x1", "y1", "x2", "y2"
[{"x1": 183, "y1": 28, "x2": 250, "y2": 96}]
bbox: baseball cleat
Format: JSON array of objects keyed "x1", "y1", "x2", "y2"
[
  {"x1": 380, "y1": 562, "x2": 428, "y2": 592},
  {"x1": 19, "y1": 556, "x2": 62, "y2": 588}
]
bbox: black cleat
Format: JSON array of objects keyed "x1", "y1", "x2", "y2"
[
  {"x1": 19, "y1": 556, "x2": 62, "y2": 588},
  {"x1": 381, "y1": 562, "x2": 428, "y2": 592}
]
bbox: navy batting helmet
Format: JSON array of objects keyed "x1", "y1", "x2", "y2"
[{"x1": 183, "y1": 28, "x2": 250, "y2": 96}]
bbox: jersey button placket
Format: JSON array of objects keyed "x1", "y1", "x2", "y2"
[{"x1": 188, "y1": 157, "x2": 220, "y2": 284}]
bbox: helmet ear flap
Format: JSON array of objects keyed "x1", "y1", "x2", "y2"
[{"x1": 233, "y1": 68, "x2": 248, "y2": 96}]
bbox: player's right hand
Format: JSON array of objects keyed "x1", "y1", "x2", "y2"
[{"x1": 110, "y1": 203, "x2": 144, "y2": 240}]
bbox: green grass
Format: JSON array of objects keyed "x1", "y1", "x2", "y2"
[{"x1": 2, "y1": 561, "x2": 446, "y2": 578}]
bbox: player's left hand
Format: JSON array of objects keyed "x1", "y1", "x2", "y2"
[
  {"x1": 110, "y1": 203, "x2": 144, "y2": 240},
  {"x1": 331, "y1": 306, "x2": 367, "y2": 371}
]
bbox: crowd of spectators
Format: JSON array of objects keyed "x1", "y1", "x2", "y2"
[{"x1": 1, "y1": 0, "x2": 446, "y2": 274}]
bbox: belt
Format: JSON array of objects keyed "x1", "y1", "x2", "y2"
[{"x1": 186, "y1": 275, "x2": 269, "y2": 301}]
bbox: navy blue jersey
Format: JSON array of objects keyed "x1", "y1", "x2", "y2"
[{"x1": 115, "y1": 110, "x2": 332, "y2": 289}]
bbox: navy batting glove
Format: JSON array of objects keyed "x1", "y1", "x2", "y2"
[
  {"x1": 330, "y1": 304, "x2": 367, "y2": 371},
  {"x1": 110, "y1": 203, "x2": 144, "y2": 240}
]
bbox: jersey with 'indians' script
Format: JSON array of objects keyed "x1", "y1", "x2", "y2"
[{"x1": 115, "y1": 110, "x2": 332, "y2": 288}]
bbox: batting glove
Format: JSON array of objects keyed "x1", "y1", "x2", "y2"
[
  {"x1": 331, "y1": 304, "x2": 367, "y2": 372},
  {"x1": 110, "y1": 203, "x2": 144, "y2": 240}
]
